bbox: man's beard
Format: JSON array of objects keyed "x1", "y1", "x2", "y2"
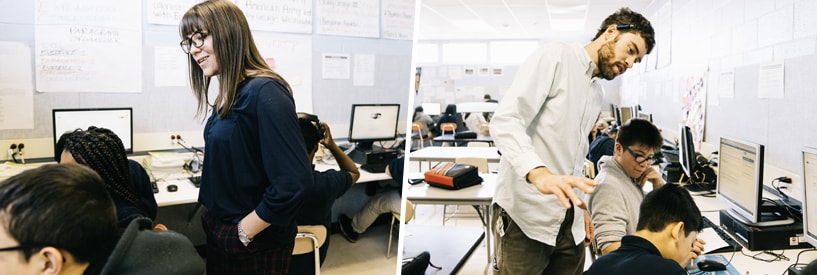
[{"x1": 596, "y1": 38, "x2": 625, "y2": 80}]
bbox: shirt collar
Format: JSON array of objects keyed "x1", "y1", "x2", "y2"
[{"x1": 575, "y1": 44, "x2": 597, "y2": 79}]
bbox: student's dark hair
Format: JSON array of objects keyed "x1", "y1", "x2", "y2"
[
  {"x1": 54, "y1": 130, "x2": 71, "y2": 162},
  {"x1": 62, "y1": 127, "x2": 150, "y2": 218},
  {"x1": 592, "y1": 7, "x2": 656, "y2": 54},
  {"x1": 616, "y1": 118, "x2": 662, "y2": 152},
  {"x1": 444, "y1": 104, "x2": 457, "y2": 115},
  {"x1": 180, "y1": 0, "x2": 292, "y2": 120},
  {"x1": 484, "y1": 94, "x2": 492, "y2": 100},
  {"x1": 0, "y1": 163, "x2": 118, "y2": 263},
  {"x1": 636, "y1": 183, "x2": 703, "y2": 236},
  {"x1": 299, "y1": 118, "x2": 321, "y2": 154}
]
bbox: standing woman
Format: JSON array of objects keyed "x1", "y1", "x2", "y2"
[{"x1": 179, "y1": 0, "x2": 312, "y2": 273}]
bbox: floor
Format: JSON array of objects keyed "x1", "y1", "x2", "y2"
[{"x1": 321, "y1": 223, "x2": 400, "y2": 275}]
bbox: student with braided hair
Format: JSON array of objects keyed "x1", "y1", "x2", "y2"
[{"x1": 59, "y1": 127, "x2": 158, "y2": 227}]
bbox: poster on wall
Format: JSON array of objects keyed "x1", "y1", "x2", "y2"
[
  {"x1": 237, "y1": 0, "x2": 313, "y2": 33},
  {"x1": 254, "y1": 33, "x2": 313, "y2": 113},
  {"x1": 146, "y1": 0, "x2": 199, "y2": 25},
  {"x1": 316, "y1": 0, "x2": 379, "y2": 38},
  {"x1": 0, "y1": 42, "x2": 35, "y2": 130},
  {"x1": 381, "y1": 0, "x2": 415, "y2": 40},
  {"x1": 681, "y1": 74, "x2": 707, "y2": 150},
  {"x1": 35, "y1": 0, "x2": 142, "y2": 93}
]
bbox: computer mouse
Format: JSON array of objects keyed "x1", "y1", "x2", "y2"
[
  {"x1": 697, "y1": 259, "x2": 727, "y2": 271},
  {"x1": 167, "y1": 184, "x2": 178, "y2": 192}
]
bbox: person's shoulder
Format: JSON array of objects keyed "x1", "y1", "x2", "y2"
[{"x1": 101, "y1": 217, "x2": 204, "y2": 275}]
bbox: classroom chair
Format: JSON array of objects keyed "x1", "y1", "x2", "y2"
[
  {"x1": 293, "y1": 225, "x2": 328, "y2": 275},
  {"x1": 411, "y1": 122, "x2": 432, "y2": 150},
  {"x1": 438, "y1": 122, "x2": 457, "y2": 147},
  {"x1": 387, "y1": 200, "x2": 414, "y2": 258}
]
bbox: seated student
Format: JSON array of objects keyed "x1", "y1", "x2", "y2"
[
  {"x1": 59, "y1": 127, "x2": 158, "y2": 227},
  {"x1": 588, "y1": 119, "x2": 666, "y2": 254},
  {"x1": 463, "y1": 112, "x2": 487, "y2": 135},
  {"x1": 0, "y1": 164, "x2": 120, "y2": 275},
  {"x1": 587, "y1": 125, "x2": 618, "y2": 172},
  {"x1": 338, "y1": 157, "x2": 403, "y2": 243},
  {"x1": 290, "y1": 113, "x2": 360, "y2": 275},
  {"x1": 432, "y1": 104, "x2": 465, "y2": 136},
  {"x1": 413, "y1": 106, "x2": 434, "y2": 130},
  {"x1": 585, "y1": 183, "x2": 704, "y2": 275}
]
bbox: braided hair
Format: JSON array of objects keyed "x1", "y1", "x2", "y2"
[{"x1": 63, "y1": 127, "x2": 149, "y2": 217}]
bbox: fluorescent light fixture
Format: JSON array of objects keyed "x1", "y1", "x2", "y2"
[{"x1": 551, "y1": 18, "x2": 584, "y2": 32}]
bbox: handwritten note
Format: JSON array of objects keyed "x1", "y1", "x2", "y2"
[
  {"x1": 238, "y1": 0, "x2": 313, "y2": 33},
  {"x1": 35, "y1": 0, "x2": 142, "y2": 93},
  {"x1": 147, "y1": 0, "x2": 199, "y2": 26},
  {"x1": 0, "y1": 42, "x2": 35, "y2": 130},
  {"x1": 154, "y1": 46, "x2": 187, "y2": 87},
  {"x1": 381, "y1": 0, "x2": 415, "y2": 40},
  {"x1": 316, "y1": 0, "x2": 379, "y2": 38}
]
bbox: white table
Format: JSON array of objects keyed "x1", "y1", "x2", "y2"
[
  {"x1": 405, "y1": 173, "x2": 497, "y2": 272},
  {"x1": 409, "y1": 146, "x2": 501, "y2": 171}
]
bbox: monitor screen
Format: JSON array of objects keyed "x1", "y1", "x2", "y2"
[
  {"x1": 620, "y1": 106, "x2": 634, "y2": 124},
  {"x1": 348, "y1": 104, "x2": 400, "y2": 149},
  {"x1": 638, "y1": 112, "x2": 653, "y2": 122},
  {"x1": 678, "y1": 125, "x2": 697, "y2": 180},
  {"x1": 53, "y1": 108, "x2": 133, "y2": 154},
  {"x1": 802, "y1": 147, "x2": 817, "y2": 248},
  {"x1": 421, "y1": 102, "x2": 441, "y2": 116},
  {"x1": 716, "y1": 136, "x2": 764, "y2": 224}
]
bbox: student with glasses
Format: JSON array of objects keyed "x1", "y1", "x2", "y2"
[
  {"x1": 179, "y1": 0, "x2": 312, "y2": 274},
  {"x1": 588, "y1": 118, "x2": 705, "y2": 262}
]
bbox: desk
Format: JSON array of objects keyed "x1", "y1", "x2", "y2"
[
  {"x1": 691, "y1": 194, "x2": 817, "y2": 274},
  {"x1": 405, "y1": 173, "x2": 497, "y2": 271},
  {"x1": 409, "y1": 147, "x2": 501, "y2": 171},
  {"x1": 432, "y1": 134, "x2": 493, "y2": 146}
]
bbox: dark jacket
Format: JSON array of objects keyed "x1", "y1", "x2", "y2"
[{"x1": 100, "y1": 217, "x2": 205, "y2": 275}]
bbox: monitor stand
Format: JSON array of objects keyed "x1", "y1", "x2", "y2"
[{"x1": 726, "y1": 208, "x2": 794, "y2": 227}]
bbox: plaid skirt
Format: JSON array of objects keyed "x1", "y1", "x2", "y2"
[{"x1": 201, "y1": 209, "x2": 295, "y2": 275}]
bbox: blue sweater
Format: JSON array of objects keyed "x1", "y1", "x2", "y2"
[{"x1": 198, "y1": 77, "x2": 312, "y2": 244}]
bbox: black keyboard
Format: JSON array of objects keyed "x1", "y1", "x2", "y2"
[
  {"x1": 702, "y1": 216, "x2": 743, "y2": 253},
  {"x1": 188, "y1": 176, "x2": 201, "y2": 188},
  {"x1": 684, "y1": 182, "x2": 716, "y2": 193}
]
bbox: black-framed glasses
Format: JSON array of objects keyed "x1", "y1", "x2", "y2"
[
  {"x1": 0, "y1": 243, "x2": 44, "y2": 252},
  {"x1": 624, "y1": 146, "x2": 656, "y2": 164},
  {"x1": 180, "y1": 30, "x2": 209, "y2": 54}
]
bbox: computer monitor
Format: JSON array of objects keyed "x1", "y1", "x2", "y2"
[
  {"x1": 717, "y1": 137, "x2": 791, "y2": 226},
  {"x1": 620, "y1": 106, "x2": 635, "y2": 124},
  {"x1": 348, "y1": 104, "x2": 400, "y2": 150},
  {"x1": 678, "y1": 125, "x2": 697, "y2": 181},
  {"x1": 802, "y1": 147, "x2": 817, "y2": 248},
  {"x1": 53, "y1": 108, "x2": 134, "y2": 154},
  {"x1": 638, "y1": 112, "x2": 653, "y2": 122},
  {"x1": 421, "y1": 102, "x2": 441, "y2": 116}
]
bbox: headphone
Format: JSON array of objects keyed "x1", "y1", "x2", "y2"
[{"x1": 297, "y1": 112, "x2": 325, "y2": 140}]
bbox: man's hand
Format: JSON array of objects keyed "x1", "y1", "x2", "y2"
[
  {"x1": 318, "y1": 122, "x2": 335, "y2": 147},
  {"x1": 527, "y1": 167, "x2": 598, "y2": 209},
  {"x1": 684, "y1": 238, "x2": 706, "y2": 266},
  {"x1": 637, "y1": 166, "x2": 664, "y2": 189}
]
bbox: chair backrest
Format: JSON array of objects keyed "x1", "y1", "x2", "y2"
[
  {"x1": 439, "y1": 122, "x2": 457, "y2": 135},
  {"x1": 583, "y1": 159, "x2": 596, "y2": 179},
  {"x1": 467, "y1": 142, "x2": 489, "y2": 148},
  {"x1": 455, "y1": 157, "x2": 488, "y2": 173},
  {"x1": 411, "y1": 122, "x2": 424, "y2": 131},
  {"x1": 293, "y1": 225, "x2": 328, "y2": 255}
]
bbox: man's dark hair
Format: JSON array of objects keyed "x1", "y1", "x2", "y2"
[
  {"x1": 0, "y1": 163, "x2": 118, "y2": 263},
  {"x1": 636, "y1": 183, "x2": 703, "y2": 236},
  {"x1": 484, "y1": 94, "x2": 492, "y2": 100},
  {"x1": 616, "y1": 118, "x2": 662, "y2": 152},
  {"x1": 593, "y1": 7, "x2": 656, "y2": 54},
  {"x1": 299, "y1": 118, "x2": 321, "y2": 154}
]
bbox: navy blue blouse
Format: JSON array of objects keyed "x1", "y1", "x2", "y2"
[{"x1": 198, "y1": 77, "x2": 312, "y2": 244}]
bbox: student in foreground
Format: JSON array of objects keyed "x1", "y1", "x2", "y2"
[{"x1": 584, "y1": 183, "x2": 703, "y2": 275}]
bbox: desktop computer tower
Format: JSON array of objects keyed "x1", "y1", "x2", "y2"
[
  {"x1": 719, "y1": 209, "x2": 812, "y2": 251},
  {"x1": 350, "y1": 147, "x2": 398, "y2": 166}
]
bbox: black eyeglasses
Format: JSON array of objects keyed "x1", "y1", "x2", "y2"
[
  {"x1": 180, "y1": 30, "x2": 209, "y2": 54},
  {"x1": 0, "y1": 243, "x2": 44, "y2": 252},
  {"x1": 624, "y1": 146, "x2": 656, "y2": 164}
]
